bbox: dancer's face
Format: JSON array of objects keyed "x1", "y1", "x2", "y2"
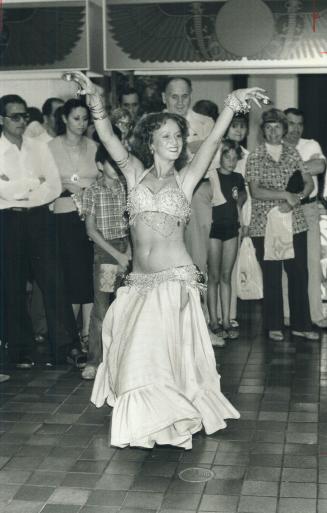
[
  {"x1": 64, "y1": 107, "x2": 89, "y2": 136},
  {"x1": 151, "y1": 119, "x2": 183, "y2": 162}
]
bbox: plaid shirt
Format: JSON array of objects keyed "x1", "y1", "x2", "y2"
[
  {"x1": 82, "y1": 175, "x2": 128, "y2": 240},
  {"x1": 245, "y1": 143, "x2": 308, "y2": 238}
]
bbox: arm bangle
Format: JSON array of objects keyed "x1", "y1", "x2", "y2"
[
  {"x1": 224, "y1": 93, "x2": 250, "y2": 114},
  {"x1": 92, "y1": 112, "x2": 108, "y2": 121}
]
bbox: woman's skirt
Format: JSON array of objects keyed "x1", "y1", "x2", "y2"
[{"x1": 91, "y1": 265, "x2": 240, "y2": 449}]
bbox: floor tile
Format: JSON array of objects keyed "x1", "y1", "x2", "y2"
[
  {"x1": 199, "y1": 494, "x2": 239, "y2": 512},
  {"x1": 47, "y1": 486, "x2": 90, "y2": 505},
  {"x1": 280, "y1": 482, "x2": 317, "y2": 498},
  {"x1": 123, "y1": 491, "x2": 164, "y2": 509},
  {"x1": 278, "y1": 498, "x2": 316, "y2": 513},
  {"x1": 237, "y1": 496, "x2": 277, "y2": 513},
  {"x1": 161, "y1": 492, "x2": 201, "y2": 510},
  {"x1": 241, "y1": 480, "x2": 278, "y2": 496}
]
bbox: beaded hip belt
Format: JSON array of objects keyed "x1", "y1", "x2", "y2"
[{"x1": 124, "y1": 264, "x2": 206, "y2": 294}]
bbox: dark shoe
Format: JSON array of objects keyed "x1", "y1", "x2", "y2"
[
  {"x1": 67, "y1": 349, "x2": 87, "y2": 369},
  {"x1": 16, "y1": 357, "x2": 35, "y2": 369}
]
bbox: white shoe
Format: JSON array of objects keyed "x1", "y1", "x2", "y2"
[
  {"x1": 229, "y1": 319, "x2": 239, "y2": 328},
  {"x1": 314, "y1": 318, "x2": 327, "y2": 329},
  {"x1": 0, "y1": 374, "x2": 10, "y2": 383},
  {"x1": 81, "y1": 365, "x2": 97, "y2": 380},
  {"x1": 208, "y1": 330, "x2": 226, "y2": 347}
]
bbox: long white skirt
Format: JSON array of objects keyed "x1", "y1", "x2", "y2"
[{"x1": 91, "y1": 265, "x2": 240, "y2": 449}]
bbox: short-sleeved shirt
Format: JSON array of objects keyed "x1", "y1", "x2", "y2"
[
  {"x1": 82, "y1": 175, "x2": 128, "y2": 241},
  {"x1": 296, "y1": 138, "x2": 325, "y2": 198},
  {"x1": 212, "y1": 170, "x2": 245, "y2": 225},
  {"x1": 245, "y1": 142, "x2": 308, "y2": 237}
]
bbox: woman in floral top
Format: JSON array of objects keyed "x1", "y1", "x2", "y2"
[{"x1": 245, "y1": 109, "x2": 318, "y2": 342}]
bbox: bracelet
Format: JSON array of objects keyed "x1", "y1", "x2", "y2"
[
  {"x1": 92, "y1": 112, "x2": 108, "y2": 121},
  {"x1": 89, "y1": 102, "x2": 103, "y2": 111},
  {"x1": 224, "y1": 93, "x2": 250, "y2": 114}
]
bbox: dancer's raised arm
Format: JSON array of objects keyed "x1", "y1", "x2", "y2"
[
  {"x1": 62, "y1": 71, "x2": 143, "y2": 186},
  {"x1": 181, "y1": 88, "x2": 270, "y2": 197}
]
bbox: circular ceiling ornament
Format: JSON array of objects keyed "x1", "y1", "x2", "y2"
[
  {"x1": 215, "y1": 0, "x2": 275, "y2": 57},
  {"x1": 178, "y1": 467, "x2": 215, "y2": 483}
]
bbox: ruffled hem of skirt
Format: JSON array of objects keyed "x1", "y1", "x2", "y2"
[{"x1": 106, "y1": 381, "x2": 240, "y2": 449}]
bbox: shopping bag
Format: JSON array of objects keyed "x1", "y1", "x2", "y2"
[
  {"x1": 264, "y1": 206, "x2": 294, "y2": 261},
  {"x1": 236, "y1": 237, "x2": 263, "y2": 300}
]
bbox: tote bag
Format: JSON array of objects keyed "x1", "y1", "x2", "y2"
[{"x1": 236, "y1": 237, "x2": 263, "y2": 300}]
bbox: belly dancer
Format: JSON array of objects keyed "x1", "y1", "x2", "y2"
[{"x1": 69, "y1": 72, "x2": 269, "y2": 449}]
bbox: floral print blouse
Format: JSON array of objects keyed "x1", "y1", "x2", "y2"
[{"x1": 245, "y1": 143, "x2": 308, "y2": 238}]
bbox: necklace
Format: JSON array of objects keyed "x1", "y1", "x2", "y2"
[{"x1": 61, "y1": 136, "x2": 86, "y2": 183}]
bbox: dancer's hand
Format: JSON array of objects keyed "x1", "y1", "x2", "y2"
[
  {"x1": 233, "y1": 87, "x2": 271, "y2": 109},
  {"x1": 116, "y1": 252, "x2": 130, "y2": 272},
  {"x1": 62, "y1": 71, "x2": 97, "y2": 96},
  {"x1": 224, "y1": 88, "x2": 271, "y2": 114}
]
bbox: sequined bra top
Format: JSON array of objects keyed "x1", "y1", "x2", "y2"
[{"x1": 127, "y1": 169, "x2": 191, "y2": 227}]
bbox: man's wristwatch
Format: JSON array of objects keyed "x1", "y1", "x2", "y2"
[{"x1": 297, "y1": 192, "x2": 305, "y2": 202}]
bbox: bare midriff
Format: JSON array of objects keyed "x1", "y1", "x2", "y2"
[{"x1": 131, "y1": 219, "x2": 193, "y2": 273}]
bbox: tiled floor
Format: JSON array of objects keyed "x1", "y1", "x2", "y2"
[{"x1": 0, "y1": 301, "x2": 326, "y2": 513}]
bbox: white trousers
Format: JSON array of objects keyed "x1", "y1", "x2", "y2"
[{"x1": 283, "y1": 201, "x2": 323, "y2": 323}]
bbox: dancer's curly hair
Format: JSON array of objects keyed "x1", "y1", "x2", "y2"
[{"x1": 131, "y1": 112, "x2": 189, "y2": 170}]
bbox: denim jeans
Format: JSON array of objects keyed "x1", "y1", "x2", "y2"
[{"x1": 87, "y1": 238, "x2": 128, "y2": 367}]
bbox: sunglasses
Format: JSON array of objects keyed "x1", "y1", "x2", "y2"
[{"x1": 4, "y1": 113, "x2": 30, "y2": 122}]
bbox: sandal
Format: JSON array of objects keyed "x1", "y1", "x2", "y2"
[
  {"x1": 208, "y1": 323, "x2": 221, "y2": 335},
  {"x1": 80, "y1": 335, "x2": 89, "y2": 354},
  {"x1": 67, "y1": 349, "x2": 87, "y2": 369},
  {"x1": 223, "y1": 327, "x2": 239, "y2": 340}
]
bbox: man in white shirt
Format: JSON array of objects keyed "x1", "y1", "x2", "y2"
[
  {"x1": 25, "y1": 97, "x2": 64, "y2": 342},
  {"x1": 0, "y1": 94, "x2": 79, "y2": 368},
  {"x1": 162, "y1": 76, "x2": 214, "y2": 150},
  {"x1": 283, "y1": 108, "x2": 327, "y2": 328}
]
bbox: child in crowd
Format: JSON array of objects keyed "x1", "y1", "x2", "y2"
[
  {"x1": 207, "y1": 139, "x2": 247, "y2": 340},
  {"x1": 81, "y1": 143, "x2": 130, "y2": 380}
]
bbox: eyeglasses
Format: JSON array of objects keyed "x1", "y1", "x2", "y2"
[{"x1": 4, "y1": 113, "x2": 30, "y2": 122}]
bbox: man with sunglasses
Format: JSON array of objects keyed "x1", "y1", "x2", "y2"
[{"x1": 0, "y1": 94, "x2": 80, "y2": 369}]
